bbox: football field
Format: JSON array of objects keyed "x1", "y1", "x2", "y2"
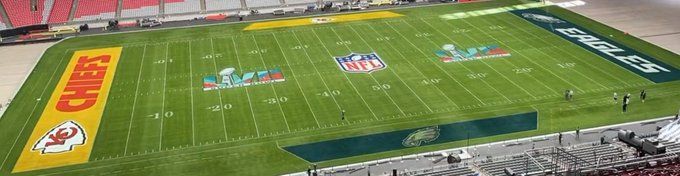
[{"x1": 1, "y1": 1, "x2": 679, "y2": 175}]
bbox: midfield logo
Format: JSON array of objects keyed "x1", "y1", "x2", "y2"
[
  {"x1": 435, "y1": 44, "x2": 511, "y2": 63},
  {"x1": 32, "y1": 121, "x2": 86, "y2": 154},
  {"x1": 203, "y1": 67, "x2": 286, "y2": 91},
  {"x1": 334, "y1": 52, "x2": 386, "y2": 73}
]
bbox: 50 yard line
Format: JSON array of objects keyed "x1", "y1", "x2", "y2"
[
  {"x1": 188, "y1": 41, "x2": 196, "y2": 146},
  {"x1": 124, "y1": 45, "x2": 147, "y2": 155},
  {"x1": 308, "y1": 30, "x2": 380, "y2": 120}
]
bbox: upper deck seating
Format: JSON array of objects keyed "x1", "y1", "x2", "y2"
[
  {"x1": 0, "y1": 0, "x2": 48, "y2": 27},
  {"x1": 164, "y1": 0, "x2": 200, "y2": 15},
  {"x1": 120, "y1": 0, "x2": 159, "y2": 18},
  {"x1": 47, "y1": 0, "x2": 73, "y2": 24},
  {"x1": 245, "y1": 0, "x2": 280, "y2": 8},
  {"x1": 73, "y1": 0, "x2": 117, "y2": 21},
  {"x1": 205, "y1": 0, "x2": 242, "y2": 12}
]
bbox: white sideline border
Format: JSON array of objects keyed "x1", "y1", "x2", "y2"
[
  {"x1": 282, "y1": 115, "x2": 677, "y2": 176},
  {"x1": 0, "y1": 37, "x2": 69, "y2": 119}
]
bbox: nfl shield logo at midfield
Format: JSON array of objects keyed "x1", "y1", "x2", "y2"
[{"x1": 334, "y1": 52, "x2": 386, "y2": 73}]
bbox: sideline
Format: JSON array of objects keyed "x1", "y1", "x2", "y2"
[{"x1": 0, "y1": 37, "x2": 69, "y2": 119}]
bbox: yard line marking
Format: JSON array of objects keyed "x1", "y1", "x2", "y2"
[
  {"x1": 381, "y1": 21, "x2": 487, "y2": 105},
  {"x1": 188, "y1": 41, "x2": 196, "y2": 146},
  {"x1": 272, "y1": 33, "x2": 321, "y2": 128},
  {"x1": 327, "y1": 28, "x2": 409, "y2": 115},
  {"x1": 230, "y1": 37, "x2": 261, "y2": 137},
  {"x1": 415, "y1": 19, "x2": 536, "y2": 99},
  {"x1": 335, "y1": 27, "x2": 433, "y2": 112},
  {"x1": 471, "y1": 17, "x2": 608, "y2": 90},
  {"x1": 124, "y1": 45, "x2": 147, "y2": 155},
  {"x1": 309, "y1": 29, "x2": 382, "y2": 120},
  {"x1": 209, "y1": 38, "x2": 230, "y2": 140},
  {"x1": 0, "y1": 50, "x2": 71, "y2": 170},
  {"x1": 159, "y1": 43, "x2": 169, "y2": 151},
  {"x1": 356, "y1": 24, "x2": 459, "y2": 108},
  {"x1": 423, "y1": 18, "x2": 559, "y2": 95},
  {"x1": 250, "y1": 35, "x2": 292, "y2": 132},
  {"x1": 502, "y1": 14, "x2": 633, "y2": 87},
  {"x1": 288, "y1": 32, "x2": 346, "y2": 116},
  {"x1": 394, "y1": 20, "x2": 512, "y2": 102}
]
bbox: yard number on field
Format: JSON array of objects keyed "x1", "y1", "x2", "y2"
[
  {"x1": 207, "y1": 104, "x2": 233, "y2": 112},
  {"x1": 149, "y1": 111, "x2": 174, "y2": 119},
  {"x1": 264, "y1": 97, "x2": 288, "y2": 104},
  {"x1": 513, "y1": 68, "x2": 533, "y2": 74},
  {"x1": 415, "y1": 33, "x2": 433, "y2": 38},
  {"x1": 317, "y1": 90, "x2": 341, "y2": 97},
  {"x1": 467, "y1": 73, "x2": 488, "y2": 79},
  {"x1": 249, "y1": 49, "x2": 268, "y2": 54},
  {"x1": 336, "y1": 41, "x2": 352, "y2": 45},
  {"x1": 291, "y1": 45, "x2": 309, "y2": 50},
  {"x1": 376, "y1": 37, "x2": 392, "y2": 41},
  {"x1": 372, "y1": 84, "x2": 391, "y2": 91},
  {"x1": 557, "y1": 63, "x2": 576, "y2": 68},
  {"x1": 154, "y1": 59, "x2": 173, "y2": 64},
  {"x1": 421, "y1": 78, "x2": 442, "y2": 85},
  {"x1": 203, "y1": 54, "x2": 223, "y2": 59}
]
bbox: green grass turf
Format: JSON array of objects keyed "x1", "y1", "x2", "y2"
[{"x1": 1, "y1": 0, "x2": 679, "y2": 175}]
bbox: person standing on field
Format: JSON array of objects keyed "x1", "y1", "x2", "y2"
[
  {"x1": 640, "y1": 90, "x2": 647, "y2": 103},
  {"x1": 613, "y1": 92, "x2": 618, "y2": 103}
]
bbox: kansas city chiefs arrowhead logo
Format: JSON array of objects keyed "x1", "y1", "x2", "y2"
[{"x1": 32, "y1": 121, "x2": 86, "y2": 154}]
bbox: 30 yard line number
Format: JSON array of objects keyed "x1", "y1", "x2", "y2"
[{"x1": 264, "y1": 97, "x2": 288, "y2": 104}]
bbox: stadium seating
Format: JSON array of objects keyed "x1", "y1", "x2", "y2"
[
  {"x1": 121, "y1": 0, "x2": 159, "y2": 18},
  {"x1": 47, "y1": 0, "x2": 73, "y2": 24},
  {"x1": 164, "y1": 0, "x2": 201, "y2": 15},
  {"x1": 412, "y1": 165, "x2": 477, "y2": 176},
  {"x1": 284, "y1": 0, "x2": 318, "y2": 5},
  {"x1": 477, "y1": 154, "x2": 558, "y2": 176},
  {"x1": 0, "y1": 0, "x2": 47, "y2": 27},
  {"x1": 245, "y1": 0, "x2": 281, "y2": 8},
  {"x1": 659, "y1": 119, "x2": 680, "y2": 142},
  {"x1": 205, "y1": 0, "x2": 242, "y2": 12},
  {"x1": 0, "y1": 13, "x2": 7, "y2": 30},
  {"x1": 73, "y1": 0, "x2": 117, "y2": 22}
]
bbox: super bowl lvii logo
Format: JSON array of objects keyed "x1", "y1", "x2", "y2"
[
  {"x1": 435, "y1": 44, "x2": 511, "y2": 63},
  {"x1": 203, "y1": 67, "x2": 285, "y2": 91}
]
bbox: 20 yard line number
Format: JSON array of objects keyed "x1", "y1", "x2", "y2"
[{"x1": 207, "y1": 104, "x2": 233, "y2": 112}]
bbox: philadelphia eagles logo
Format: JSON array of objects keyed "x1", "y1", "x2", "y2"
[
  {"x1": 402, "y1": 126, "x2": 440, "y2": 147},
  {"x1": 521, "y1": 13, "x2": 565, "y2": 24}
]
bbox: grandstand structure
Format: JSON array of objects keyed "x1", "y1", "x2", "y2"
[
  {"x1": 290, "y1": 117, "x2": 680, "y2": 176},
  {"x1": 0, "y1": 0, "x2": 326, "y2": 28}
]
